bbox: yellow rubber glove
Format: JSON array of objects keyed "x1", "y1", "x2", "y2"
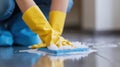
[
  {"x1": 32, "y1": 11, "x2": 67, "y2": 49},
  {"x1": 49, "y1": 11, "x2": 73, "y2": 48},
  {"x1": 49, "y1": 11, "x2": 66, "y2": 35},
  {"x1": 22, "y1": 5, "x2": 59, "y2": 47},
  {"x1": 22, "y1": 5, "x2": 73, "y2": 49}
]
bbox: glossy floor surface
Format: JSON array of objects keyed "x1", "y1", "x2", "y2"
[{"x1": 1, "y1": 30, "x2": 120, "y2": 67}]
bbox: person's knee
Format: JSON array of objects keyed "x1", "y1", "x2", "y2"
[
  {"x1": 7, "y1": 13, "x2": 42, "y2": 46},
  {"x1": 67, "y1": 0, "x2": 74, "y2": 13},
  {"x1": 0, "y1": 26, "x2": 13, "y2": 46},
  {"x1": 0, "y1": 0, "x2": 15, "y2": 21}
]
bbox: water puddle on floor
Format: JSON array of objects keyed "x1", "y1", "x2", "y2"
[
  {"x1": 19, "y1": 42, "x2": 96, "y2": 60},
  {"x1": 82, "y1": 42, "x2": 118, "y2": 48},
  {"x1": 19, "y1": 41, "x2": 118, "y2": 61},
  {"x1": 20, "y1": 49, "x2": 96, "y2": 60}
]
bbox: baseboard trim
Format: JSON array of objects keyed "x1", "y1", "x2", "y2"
[{"x1": 81, "y1": 30, "x2": 120, "y2": 35}]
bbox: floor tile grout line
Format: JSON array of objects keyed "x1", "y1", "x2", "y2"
[{"x1": 95, "y1": 53, "x2": 119, "y2": 67}]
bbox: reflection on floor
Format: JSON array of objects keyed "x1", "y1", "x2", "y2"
[{"x1": 1, "y1": 30, "x2": 120, "y2": 67}]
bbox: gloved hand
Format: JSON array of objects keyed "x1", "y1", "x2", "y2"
[
  {"x1": 49, "y1": 11, "x2": 73, "y2": 48},
  {"x1": 22, "y1": 5, "x2": 73, "y2": 49},
  {"x1": 49, "y1": 11, "x2": 66, "y2": 35}
]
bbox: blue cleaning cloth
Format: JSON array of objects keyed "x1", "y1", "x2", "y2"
[{"x1": 38, "y1": 47, "x2": 89, "y2": 55}]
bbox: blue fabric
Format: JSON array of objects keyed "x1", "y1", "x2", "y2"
[
  {"x1": 38, "y1": 47, "x2": 89, "y2": 56},
  {"x1": 8, "y1": 13, "x2": 41, "y2": 46},
  {"x1": 0, "y1": 24, "x2": 13, "y2": 46},
  {"x1": 0, "y1": 0, "x2": 15, "y2": 21},
  {"x1": 67, "y1": 0, "x2": 74, "y2": 13}
]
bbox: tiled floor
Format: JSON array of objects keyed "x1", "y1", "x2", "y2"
[{"x1": 0, "y1": 30, "x2": 120, "y2": 67}]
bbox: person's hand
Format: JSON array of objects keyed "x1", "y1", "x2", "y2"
[
  {"x1": 49, "y1": 11, "x2": 66, "y2": 35},
  {"x1": 31, "y1": 36, "x2": 73, "y2": 49},
  {"x1": 22, "y1": 5, "x2": 73, "y2": 49}
]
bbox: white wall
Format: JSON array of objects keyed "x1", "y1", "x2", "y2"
[
  {"x1": 111, "y1": 0, "x2": 120, "y2": 30},
  {"x1": 82, "y1": 0, "x2": 95, "y2": 30},
  {"x1": 82, "y1": 0, "x2": 120, "y2": 31}
]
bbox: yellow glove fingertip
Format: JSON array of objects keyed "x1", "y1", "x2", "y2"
[{"x1": 31, "y1": 45, "x2": 39, "y2": 49}]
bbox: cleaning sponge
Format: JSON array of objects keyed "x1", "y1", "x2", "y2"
[{"x1": 38, "y1": 42, "x2": 90, "y2": 55}]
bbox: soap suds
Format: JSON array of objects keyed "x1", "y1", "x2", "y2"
[
  {"x1": 19, "y1": 49, "x2": 46, "y2": 55},
  {"x1": 48, "y1": 41, "x2": 89, "y2": 50},
  {"x1": 48, "y1": 54, "x2": 88, "y2": 60},
  {"x1": 48, "y1": 49, "x2": 97, "y2": 60},
  {"x1": 19, "y1": 48, "x2": 96, "y2": 60},
  {"x1": 20, "y1": 41, "x2": 96, "y2": 56},
  {"x1": 19, "y1": 42, "x2": 97, "y2": 60},
  {"x1": 84, "y1": 42, "x2": 118, "y2": 48},
  {"x1": 19, "y1": 41, "x2": 118, "y2": 60}
]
